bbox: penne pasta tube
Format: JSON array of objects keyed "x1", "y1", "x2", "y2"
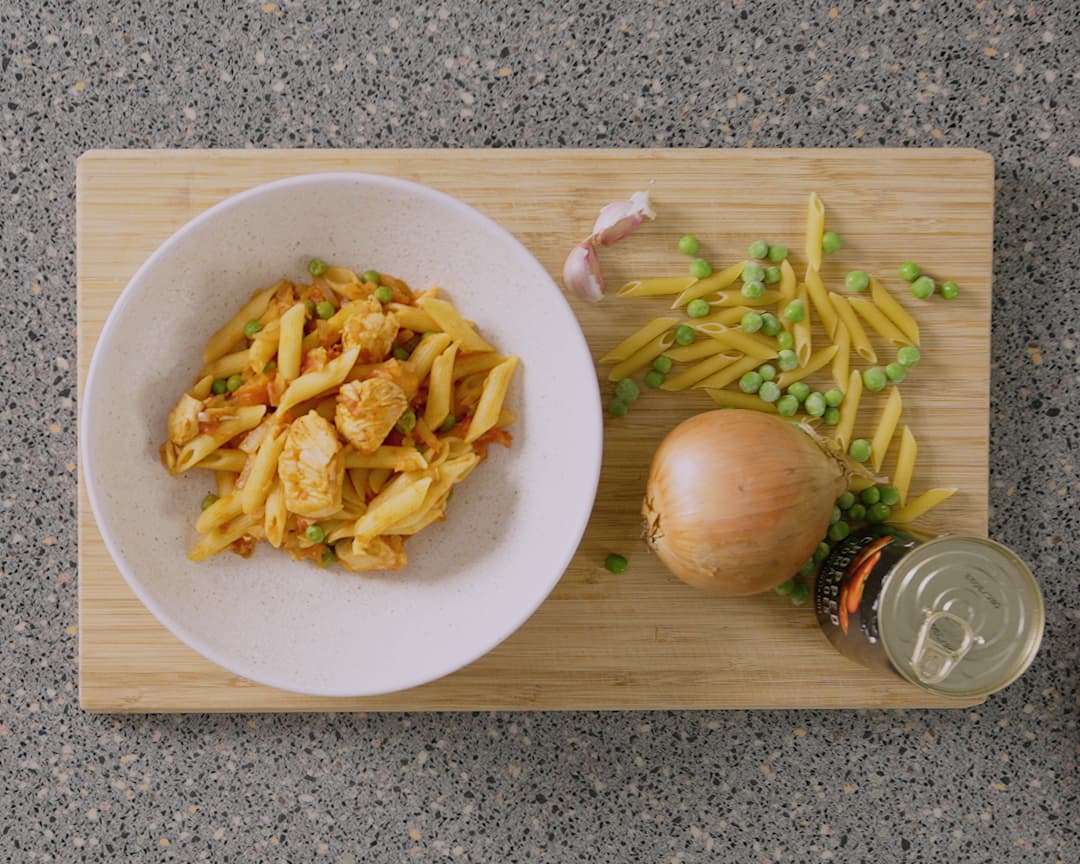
[
  {"x1": 831, "y1": 321, "x2": 851, "y2": 391},
  {"x1": 671, "y1": 262, "x2": 744, "y2": 308},
  {"x1": 893, "y1": 425, "x2": 917, "y2": 506},
  {"x1": 277, "y1": 302, "x2": 307, "y2": 381},
  {"x1": 351, "y1": 475, "x2": 433, "y2": 548},
  {"x1": 828, "y1": 292, "x2": 877, "y2": 364},
  {"x1": 194, "y1": 448, "x2": 248, "y2": 472},
  {"x1": 870, "y1": 386, "x2": 903, "y2": 473},
  {"x1": 608, "y1": 332, "x2": 676, "y2": 381},
  {"x1": 664, "y1": 340, "x2": 730, "y2": 363},
  {"x1": 190, "y1": 375, "x2": 215, "y2": 400},
  {"x1": 804, "y1": 266, "x2": 838, "y2": 338},
  {"x1": 347, "y1": 467, "x2": 369, "y2": 500},
  {"x1": 424, "y1": 341, "x2": 460, "y2": 431},
  {"x1": 696, "y1": 326, "x2": 779, "y2": 361},
  {"x1": 188, "y1": 513, "x2": 263, "y2": 562},
  {"x1": 705, "y1": 389, "x2": 779, "y2": 412},
  {"x1": 199, "y1": 350, "x2": 249, "y2": 381},
  {"x1": 693, "y1": 354, "x2": 763, "y2": 391},
  {"x1": 889, "y1": 488, "x2": 957, "y2": 523},
  {"x1": 805, "y1": 192, "x2": 825, "y2": 272},
  {"x1": 870, "y1": 278, "x2": 920, "y2": 346},
  {"x1": 368, "y1": 467, "x2": 391, "y2": 495},
  {"x1": 215, "y1": 470, "x2": 237, "y2": 497},
  {"x1": 661, "y1": 351, "x2": 739, "y2": 391},
  {"x1": 408, "y1": 332, "x2": 453, "y2": 381},
  {"x1": 276, "y1": 347, "x2": 360, "y2": 415},
  {"x1": 618, "y1": 276, "x2": 697, "y2": 297},
  {"x1": 417, "y1": 296, "x2": 493, "y2": 352},
  {"x1": 848, "y1": 475, "x2": 875, "y2": 493},
  {"x1": 779, "y1": 258, "x2": 797, "y2": 303},
  {"x1": 693, "y1": 306, "x2": 754, "y2": 329},
  {"x1": 833, "y1": 368, "x2": 863, "y2": 454},
  {"x1": 264, "y1": 480, "x2": 287, "y2": 548},
  {"x1": 776, "y1": 344, "x2": 839, "y2": 389},
  {"x1": 706, "y1": 290, "x2": 782, "y2": 308},
  {"x1": 850, "y1": 296, "x2": 910, "y2": 346},
  {"x1": 203, "y1": 286, "x2": 278, "y2": 364},
  {"x1": 387, "y1": 303, "x2": 438, "y2": 333},
  {"x1": 240, "y1": 424, "x2": 289, "y2": 515},
  {"x1": 793, "y1": 283, "x2": 812, "y2": 367},
  {"x1": 452, "y1": 351, "x2": 507, "y2": 381},
  {"x1": 173, "y1": 406, "x2": 268, "y2": 474},
  {"x1": 195, "y1": 491, "x2": 243, "y2": 534},
  {"x1": 247, "y1": 319, "x2": 281, "y2": 374},
  {"x1": 344, "y1": 446, "x2": 429, "y2": 472},
  {"x1": 599, "y1": 317, "x2": 678, "y2": 364},
  {"x1": 467, "y1": 355, "x2": 519, "y2": 442}
]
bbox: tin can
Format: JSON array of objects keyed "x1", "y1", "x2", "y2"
[{"x1": 815, "y1": 525, "x2": 1044, "y2": 699}]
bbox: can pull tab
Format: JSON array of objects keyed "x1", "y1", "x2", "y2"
[{"x1": 911, "y1": 610, "x2": 975, "y2": 685}]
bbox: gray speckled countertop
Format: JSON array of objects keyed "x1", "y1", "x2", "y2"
[{"x1": 2, "y1": 1, "x2": 1078, "y2": 861}]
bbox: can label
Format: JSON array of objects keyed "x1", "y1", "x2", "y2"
[{"x1": 815, "y1": 526, "x2": 918, "y2": 673}]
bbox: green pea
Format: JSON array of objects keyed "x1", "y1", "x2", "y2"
[
  {"x1": 742, "y1": 262, "x2": 766, "y2": 283},
  {"x1": 940, "y1": 280, "x2": 960, "y2": 300},
  {"x1": 615, "y1": 378, "x2": 640, "y2": 403},
  {"x1": 830, "y1": 506, "x2": 842, "y2": 525},
  {"x1": 653, "y1": 355, "x2": 673, "y2": 374},
  {"x1": 787, "y1": 381, "x2": 811, "y2": 403},
  {"x1": 361, "y1": 269, "x2": 381, "y2": 285},
  {"x1": 768, "y1": 244, "x2": 788, "y2": 263},
  {"x1": 828, "y1": 521, "x2": 851, "y2": 542},
  {"x1": 316, "y1": 300, "x2": 336, "y2": 319},
  {"x1": 741, "y1": 311, "x2": 764, "y2": 333},
  {"x1": 848, "y1": 503, "x2": 867, "y2": 521},
  {"x1": 748, "y1": 239, "x2": 770, "y2": 260},
  {"x1": 304, "y1": 299, "x2": 316, "y2": 316},
  {"x1": 263, "y1": 360, "x2": 277, "y2": 374},
  {"x1": 307, "y1": 258, "x2": 327, "y2": 277},
  {"x1": 897, "y1": 345, "x2": 921, "y2": 368},
  {"x1": 758, "y1": 363, "x2": 777, "y2": 382},
  {"x1": 320, "y1": 545, "x2": 336, "y2": 565},
  {"x1": 644, "y1": 369, "x2": 665, "y2": 388},
  {"x1": 885, "y1": 362, "x2": 907, "y2": 383},
  {"x1": 690, "y1": 258, "x2": 713, "y2": 279},
  {"x1": 678, "y1": 234, "x2": 700, "y2": 256},
  {"x1": 789, "y1": 582, "x2": 810, "y2": 606},
  {"x1": 225, "y1": 373, "x2": 243, "y2": 393},
  {"x1": 822, "y1": 231, "x2": 843, "y2": 253},
  {"x1": 393, "y1": 346, "x2": 411, "y2": 361},
  {"x1": 862, "y1": 367, "x2": 887, "y2": 392},
  {"x1": 848, "y1": 438, "x2": 872, "y2": 463},
  {"x1": 777, "y1": 395, "x2": 800, "y2": 417},
  {"x1": 898, "y1": 261, "x2": 920, "y2": 282},
  {"x1": 910, "y1": 275, "x2": 935, "y2": 299},
  {"x1": 741, "y1": 280, "x2": 765, "y2": 299},
  {"x1": 608, "y1": 398, "x2": 628, "y2": 417},
  {"x1": 774, "y1": 578, "x2": 796, "y2": 596},
  {"x1": 783, "y1": 299, "x2": 805, "y2": 323},
  {"x1": 797, "y1": 559, "x2": 816, "y2": 578},
  {"x1": 813, "y1": 541, "x2": 831, "y2": 563},
  {"x1": 305, "y1": 524, "x2": 326, "y2": 543},
  {"x1": 605, "y1": 553, "x2": 629, "y2": 574},
  {"x1": 837, "y1": 491, "x2": 855, "y2": 510},
  {"x1": 243, "y1": 319, "x2": 263, "y2": 338},
  {"x1": 764, "y1": 265, "x2": 782, "y2": 285},
  {"x1": 374, "y1": 285, "x2": 393, "y2": 304},
  {"x1": 777, "y1": 349, "x2": 798, "y2": 372},
  {"x1": 845, "y1": 270, "x2": 870, "y2": 292},
  {"x1": 760, "y1": 313, "x2": 781, "y2": 336},
  {"x1": 867, "y1": 502, "x2": 892, "y2": 524},
  {"x1": 860, "y1": 486, "x2": 881, "y2": 506},
  {"x1": 200, "y1": 493, "x2": 219, "y2": 511},
  {"x1": 776, "y1": 331, "x2": 794, "y2": 350},
  {"x1": 395, "y1": 409, "x2": 417, "y2": 434},
  {"x1": 824, "y1": 406, "x2": 841, "y2": 425},
  {"x1": 211, "y1": 378, "x2": 228, "y2": 395},
  {"x1": 687, "y1": 298, "x2": 711, "y2": 318},
  {"x1": 824, "y1": 388, "x2": 845, "y2": 407},
  {"x1": 873, "y1": 490, "x2": 899, "y2": 512},
  {"x1": 759, "y1": 381, "x2": 781, "y2": 403},
  {"x1": 439, "y1": 414, "x2": 457, "y2": 432},
  {"x1": 739, "y1": 371, "x2": 763, "y2": 394},
  {"x1": 804, "y1": 392, "x2": 826, "y2": 417},
  {"x1": 675, "y1": 324, "x2": 696, "y2": 346}
]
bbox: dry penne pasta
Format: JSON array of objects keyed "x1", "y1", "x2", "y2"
[
  {"x1": 705, "y1": 389, "x2": 779, "y2": 412},
  {"x1": 793, "y1": 283, "x2": 812, "y2": 367},
  {"x1": 870, "y1": 386, "x2": 903, "y2": 473},
  {"x1": 608, "y1": 332, "x2": 676, "y2": 381},
  {"x1": 693, "y1": 354, "x2": 763, "y2": 391},
  {"x1": 707, "y1": 290, "x2": 782, "y2": 308},
  {"x1": 779, "y1": 258, "x2": 797, "y2": 303},
  {"x1": 850, "y1": 297, "x2": 910, "y2": 346},
  {"x1": 893, "y1": 425, "x2": 917, "y2": 506},
  {"x1": 776, "y1": 344, "x2": 838, "y2": 389},
  {"x1": 833, "y1": 368, "x2": 863, "y2": 454},
  {"x1": 618, "y1": 276, "x2": 697, "y2": 297},
  {"x1": 599, "y1": 317, "x2": 678, "y2": 364},
  {"x1": 693, "y1": 307, "x2": 754, "y2": 329},
  {"x1": 889, "y1": 488, "x2": 957, "y2": 523},
  {"x1": 665, "y1": 340, "x2": 731, "y2": 363},
  {"x1": 697, "y1": 327, "x2": 779, "y2": 361},
  {"x1": 870, "y1": 278, "x2": 920, "y2": 346},
  {"x1": 661, "y1": 351, "x2": 740, "y2": 391},
  {"x1": 671, "y1": 261, "x2": 744, "y2": 308},
  {"x1": 828, "y1": 292, "x2": 877, "y2": 364},
  {"x1": 831, "y1": 321, "x2": 851, "y2": 391},
  {"x1": 804, "y1": 266, "x2": 838, "y2": 339},
  {"x1": 804, "y1": 192, "x2": 825, "y2": 272}
]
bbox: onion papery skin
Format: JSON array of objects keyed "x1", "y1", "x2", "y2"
[{"x1": 642, "y1": 410, "x2": 848, "y2": 596}]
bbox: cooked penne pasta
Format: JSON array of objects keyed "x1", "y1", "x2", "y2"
[
  {"x1": 889, "y1": 488, "x2": 958, "y2": 523},
  {"x1": 618, "y1": 276, "x2": 697, "y2": 297},
  {"x1": 199, "y1": 350, "x2": 250, "y2": 381},
  {"x1": 344, "y1": 446, "x2": 429, "y2": 472},
  {"x1": 202, "y1": 286, "x2": 278, "y2": 364},
  {"x1": 705, "y1": 389, "x2": 779, "y2": 412},
  {"x1": 276, "y1": 347, "x2": 360, "y2": 414},
  {"x1": 599, "y1": 317, "x2": 679, "y2": 364},
  {"x1": 195, "y1": 491, "x2": 243, "y2": 534},
  {"x1": 264, "y1": 480, "x2": 287, "y2": 548},
  {"x1": 173, "y1": 406, "x2": 268, "y2": 474},
  {"x1": 190, "y1": 375, "x2": 215, "y2": 400},
  {"x1": 828, "y1": 292, "x2": 877, "y2": 364},
  {"x1": 351, "y1": 473, "x2": 433, "y2": 548},
  {"x1": 215, "y1": 470, "x2": 237, "y2": 497},
  {"x1": 608, "y1": 332, "x2": 676, "y2": 381},
  {"x1": 466, "y1": 355, "x2": 519, "y2": 443},
  {"x1": 804, "y1": 266, "x2": 838, "y2": 339},
  {"x1": 805, "y1": 192, "x2": 825, "y2": 272},
  {"x1": 387, "y1": 303, "x2": 438, "y2": 333},
  {"x1": 870, "y1": 386, "x2": 903, "y2": 473},
  {"x1": 408, "y1": 332, "x2": 453, "y2": 380},
  {"x1": 850, "y1": 296, "x2": 909, "y2": 346},
  {"x1": 893, "y1": 425, "x2": 917, "y2": 506},
  {"x1": 776, "y1": 344, "x2": 838, "y2": 389},
  {"x1": 831, "y1": 321, "x2": 851, "y2": 391},
  {"x1": 793, "y1": 283, "x2": 812, "y2": 367},
  {"x1": 693, "y1": 354, "x2": 763, "y2": 391},
  {"x1": 417, "y1": 296, "x2": 493, "y2": 352},
  {"x1": 189, "y1": 513, "x2": 263, "y2": 562},
  {"x1": 240, "y1": 424, "x2": 289, "y2": 515},
  {"x1": 452, "y1": 351, "x2": 507, "y2": 382},
  {"x1": 870, "y1": 278, "x2": 920, "y2": 346},
  {"x1": 194, "y1": 448, "x2": 249, "y2": 472},
  {"x1": 277, "y1": 302, "x2": 307, "y2": 381},
  {"x1": 661, "y1": 352, "x2": 740, "y2": 391},
  {"x1": 247, "y1": 319, "x2": 281, "y2": 373},
  {"x1": 424, "y1": 341, "x2": 460, "y2": 431},
  {"x1": 833, "y1": 368, "x2": 863, "y2": 454},
  {"x1": 671, "y1": 262, "x2": 744, "y2": 308}
]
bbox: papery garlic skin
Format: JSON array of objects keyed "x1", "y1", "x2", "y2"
[
  {"x1": 590, "y1": 191, "x2": 656, "y2": 247},
  {"x1": 562, "y1": 240, "x2": 606, "y2": 303}
]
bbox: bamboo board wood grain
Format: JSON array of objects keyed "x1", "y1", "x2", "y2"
[{"x1": 77, "y1": 149, "x2": 994, "y2": 712}]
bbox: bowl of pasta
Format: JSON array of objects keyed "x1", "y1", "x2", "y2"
[{"x1": 81, "y1": 173, "x2": 602, "y2": 697}]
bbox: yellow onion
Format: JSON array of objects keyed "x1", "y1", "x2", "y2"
[{"x1": 643, "y1": 410, "x2": 850, "y2": 595}]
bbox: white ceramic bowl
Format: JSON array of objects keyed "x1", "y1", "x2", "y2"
[{"x1": 82, "y1": 173, "x2": 602, "y2": 697}]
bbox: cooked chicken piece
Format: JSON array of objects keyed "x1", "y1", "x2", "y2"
[
  {"x1": 301, "y1": 347, "x2": 329, "y2": 376},
  {"x1": 341, "y1": 297, "x2": 399, "y2": 363},
  {"x1": 335, "y1": 535, "x2": 407, "y2": 572},
  {"x1": 167, "y1": 393, "x2": 203, "y2": 445},
  {"x1": 335, "y1": 378, "x2": 408, "y2": 455},
  {"x1": 277, "y1": 411, "x2": 345, "y2": 518},
  {"x1": 366, "y1": 358, "x2": 420, "y2": 400}
]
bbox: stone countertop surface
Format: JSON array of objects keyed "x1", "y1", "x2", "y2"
[{"x1": 1, "y1": 1, "x2": 1077, "y2": 861}]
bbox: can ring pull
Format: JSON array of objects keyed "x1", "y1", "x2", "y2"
[{"x1": 911, "y1": 610, "x2": 975, "y2": 685}]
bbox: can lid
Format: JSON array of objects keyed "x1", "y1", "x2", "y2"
[{"x1": 878, "y1": 536, "x2": 1044, "y2": 698}]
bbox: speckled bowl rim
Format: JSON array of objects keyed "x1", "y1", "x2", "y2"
[{"x1": 81, "y1": 171, "x2": 603, "y2": 697}]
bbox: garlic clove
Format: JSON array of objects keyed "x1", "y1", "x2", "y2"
[
  {"x1": 590, "y1": 190, "x2": 656, "y2": 247},
  {"x1": 562, "y1": 240, "x2": 606, "y2": 303}
]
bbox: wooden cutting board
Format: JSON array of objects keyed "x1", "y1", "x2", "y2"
[{"x1": 77, "y1": 149, "x2": 994, "y2": 712}]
